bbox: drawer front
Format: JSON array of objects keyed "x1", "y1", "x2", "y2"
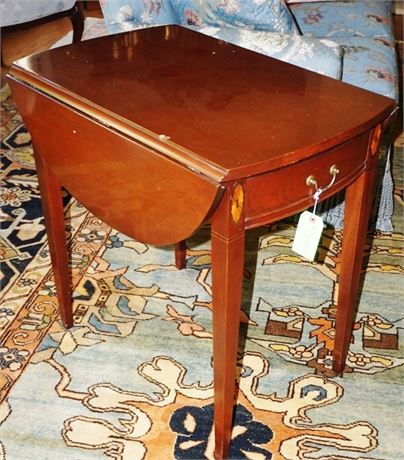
[{"x1": 245, "y1": 132, "x2": 370, "y2": 228}]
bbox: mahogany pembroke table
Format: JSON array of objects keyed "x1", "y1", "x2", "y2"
[{"x1": 7, "y1": 26, "x2": 396, "y2": 459}]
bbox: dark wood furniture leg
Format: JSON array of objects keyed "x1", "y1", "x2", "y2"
[
  {"x1": 35, "y1": 152, "x2": 73, "y2": 328},
  {"x1": 70, "y1": 2, "x2": 85, "y2": 43},
  {"x1": 333, "y1": 133, "x2": 380, "y2": 375},
  {"x1": 211, "y1": 184, "x2": 245, "y2": 459},
  {"x1": 174, "y1": 240, "x2": 187, "y2": 269}
]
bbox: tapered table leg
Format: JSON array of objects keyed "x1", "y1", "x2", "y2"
[
  {"x1": 35, "y1": 152, "x2": 73, "y2": 328},
  {"x1": 211, "y1": 184, "x2": 245, "y2": 459},
  {"x1": 174, "y1": 240, "x2": 187, "y2": 270},
  {"x1": 333, "y1": 166, "x2": 378, "y2": 375}
]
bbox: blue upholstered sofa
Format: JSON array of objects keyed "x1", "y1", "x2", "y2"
[{"x1": 99, "y1": 0, "x2": 399, "y2": 231}]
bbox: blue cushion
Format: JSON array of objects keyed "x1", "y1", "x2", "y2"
[
  {"x1": 173, "y1": 0, "x2": 298, "y2": 33},
  {"x1": 290, "y1": 1, "x2": 393, "y2": 38},
  {"x1": 195, "y1": 25, "x2": 343, "y2": 79},
  {"x1": 333, "y1": 36, "x2": 398, "y2": 101},
  {"x1": 100, "y1": 0, "x2": 177, "y2": 34},
  {"x1": 173, "y1": 0, "x2": 208, "y2": 26}
]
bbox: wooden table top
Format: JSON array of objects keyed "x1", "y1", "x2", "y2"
[{"x1": 10, "y1": 25, "x2": 394, "y2": 181}]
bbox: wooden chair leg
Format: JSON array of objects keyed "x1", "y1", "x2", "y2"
[
  {"x1": 35, "y1": 151, "x2": 73, "y2": 328},
  {"x1": 70, "y1": 2, "x2": 85, "y2": 43},
  {"x1": 175, "y1": 240, "x2": 187, "y2": 269}
]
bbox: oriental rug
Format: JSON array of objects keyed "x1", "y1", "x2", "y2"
[{"x1": 0, "y1": 24, "x2": 403, "y2": 460}]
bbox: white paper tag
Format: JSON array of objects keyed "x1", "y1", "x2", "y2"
[{"x1": 292, "y1": 211, "x2": 324, "y2": 261}]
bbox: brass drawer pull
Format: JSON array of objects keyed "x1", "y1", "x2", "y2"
[{"x1": 306, "y1": 164, "x2": 340, "y2": 193}]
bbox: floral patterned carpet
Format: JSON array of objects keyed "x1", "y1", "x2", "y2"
[{"x1": 0, "y1": 32, "x2": 403, "y2": 460}]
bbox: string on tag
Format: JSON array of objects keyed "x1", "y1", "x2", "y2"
[{"x1": 312, "y1": 188, "x2": 322, "y2": 217}]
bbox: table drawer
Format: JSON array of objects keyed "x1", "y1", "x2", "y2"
[{"x1": 245, "y1": 132, "x2": 370, "y2": 228}]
